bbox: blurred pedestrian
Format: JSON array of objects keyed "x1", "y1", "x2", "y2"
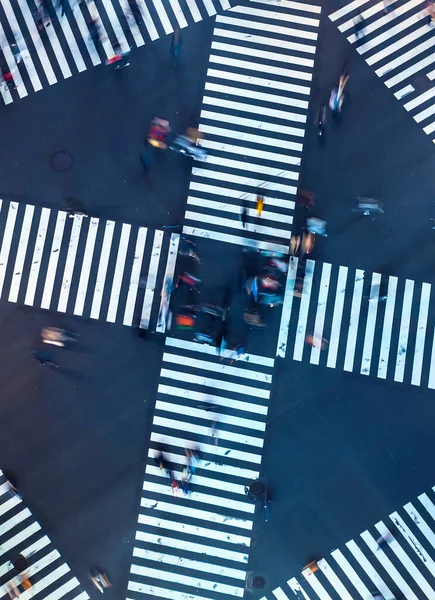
[
  {"x1": 106, "y1": 42, "x2": 131, "y2": 69},
  {"x1": 32, "y1": 351, "x2": 58, "y2": 368},
  {"x1": 240, "y1": 204, "x2": 248, "y2": 228},
  {"x1": 171, "y1": 28, "x2": 182, "y2": 67},
  {"x1": 354, "y1": 11, "x2": 365, "y2": 39}
]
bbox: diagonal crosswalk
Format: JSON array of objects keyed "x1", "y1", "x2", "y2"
[
  {"x1": 262, "y1": 484, "x2": 435, "y2": 600},
  {"x1": 0, "y1": 470, "x2": 89, "y2": 600},
  {"x1": 329, "y1": 0, "x2": 435, "y2": 144},
  {"x1": 0, "y1": 199, "x2": 175, "y2": 331},
  {"x1": 182, "y1": 0, "x2": 321, "y2": 253},
  {"x1": 0, "y1": 0, "x2": 235, "y2": 105},
  {"x1": 127, "y1": 336, "x2": 274, "y2": 600},
  {"x1": 277, "y1": 258, "x2": 435, "y2": 388}
]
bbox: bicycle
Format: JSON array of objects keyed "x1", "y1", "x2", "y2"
[{"x1": 352, "y1": 197, "x2": 384, "y2": 216}]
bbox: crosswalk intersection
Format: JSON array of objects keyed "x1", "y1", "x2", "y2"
[
  {"x1": 277, "y1": 258, "x2": 435, "y2": 388},
  {"x1": 0, "y1": 470, "x2": 89, "y2": 600},
  {"x1": 127, "y1": 336, "x2": 274, "y2": 600},
  {"x1": 183, "y1": 0, "x2": 321, "y2": 253},
  {"x1": 329, "y1": 0, "x2": 435, "y2": 144},
  {"x1": 263, "y1": 484, "x2": 435, "y2": 600},
  {"x1": 0, "y1": 199, "x2": 175, "y2": 331},
  {"x1": 0, "y1": 0, "x2": 234, "y2": 105}
]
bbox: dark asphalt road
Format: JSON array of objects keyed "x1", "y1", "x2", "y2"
[{"x1": 1, "y1": 1, "x2": 435, "y2": 598}]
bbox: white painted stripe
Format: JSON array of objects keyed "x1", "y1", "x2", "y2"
[
  {"x1": 87, "y1": 1, "x2": 113, "y2": 59},
  {"x1": 137, "y1": 514, "x2": 251, "y2": 546},
  {"x1": 43, "y1": 578, "x2": 82, "y2": 600},
  {"x1": 150, "y1": 432, "x2": 262, "y2": 465},
  {"x1": 376, "y1": 521, "x2": 434, "y2": 596},
  {"x1": 356, "y1": 0, "x2": 422, "y2": 52},
  {"x1": 153, "y1": 0, "x2": 173, "y2": 33},
  {"x1": 157, "y1": 384, "x2": 268, "y2": 415},
  {"x1": 148, "y1": 446, "x2": 260, "y2": 479},
  {"x1": 211, "y1": 41, "x2": 314, "y2": 68},
  {"x1": 251, "y1": 0, "x2": 321, "y2": 13},
  {"x1": 343, "y1": 269, "x2": 364, "y2": 372},
  {"x1": 153, "y1": 415, "x2": 263, "y2": 447},
  {"x1": 0, "y1": 494, "x2": 20, "y2": 517},
  {"x1": 0, "y1": 521, "x2": 40, "y2": 552},
  {"x1": 288, "y1": 578, "x2": 312, "y2": 599},
  {"x1": 134, "y1": 0, "x2": 159, "y2": 41},
  {"x1": 339, "y1": 0, "x2": 389, "y2": 32},
  {"x1": 317, "y1": 559, "x2": 352, "y2": 599},
  {"x1": 20, "y1": 563, "x2": 71, "y2": 598},
  {"x1": 294, "y1": 260, "x2": 315, "y2": 361},
  {"x1": 331, "y1": 549, "x2": 371, "y2": 597},
  {"x1": 346, "y1": 539, "x2": 393, "y2": 599},
  {"x1": 405, "y1": 502, "x2": 435, "y2": 551},
  {"x1": 376, "y1": 34, "x2": 435, "y2": 78},
  {"x1": 8, "y1": 204, "x2": 34, "y2": 303},
  {"x1": 40, "y1": 211, "x2": 67, "y2": 309},
  {"x1": 106, "y1": 223, "x2": 131, "y2": 323},
  {"x1": 361, "y1": 529, "x2": 419, "y2": 600},
  {"x1": 133, "y1": 546, "x2": 246, "y2": 580},
  {"x1": 219, "y1": 0, "x2": 231, "y2": 9},
  {"x1": 0, "y1": 80, "x2": 12, "y2": 106},
  {"x1": 0, "y1": 507, "x2": 30, "y2": 536},
  {"x1": 207, "y1": 66, "x2": 310, "y2": 96},
  {"x1": 301, "y1": 568, "x2": 332, "y2": 599},
  {"x1": 56, "y1": 8, "x2": 87, "y2": 73},
  {"x1": 156, "y1": 233, "x2": 179, "y2": 333},
  {"x1": 377, "y1": 276, "x2": 398, "y2": 379},
  {"x1": 231, "y1": 4, "x2": 320, "y2": 28},
  {"x1": 415, "y1": 102, "x2": 435, "y2": 124},
  {"x1": 127, "y1": 583, "x2": 212, "y2": 600},
  {"x1": 57, "y1": 215, "x2": 83, "y2": 312},
  {"x1": 37, "y1": 6, "x2": 72, "y2": 80},
  {"x1": 185, "y1": 0, "x2": 202, "y2": 22},
  {"x1": 73, "y1": 218, "x2": 99, "y2": 316},
  {"x1": 277, "y1": 258, "x2": 298, "y2": 358},
  {"x1": 360, "y1": 272, "x2": 381, "y2": 375},
  {"x1": 21, "y1": 535, "x2": 50, "y2": 561},
  {"x1": 199, "y1": 122, "x2": 303, "y2": 152},
  {"x1": 202, "y1": 0, "x2": 217, "y2": 17},
  {"x1": 15, "y1": 0, "x2": 58, "y2": 84},
  {"x1": 0, "y1": 23, "x2": 27, "y2": 99},
  {"x1": 213, "y1": 27, "x2": 316, "y2": 54},
  {"x1": 182, "y1": 225, "x2": 289, "y2": 253},
  {"x1": 168, "y1": 0, "x2": 188, "y2": 28},
  {"x1": 395, "y1": 84, "x2": 414, "y2": 100},
  {"x1": 394, "y1": 279, "x2": 414, "y2": 383},
  {"x1": 0, "y1": 201, "x2": 18, "y2": 298},
  {"x1": 140, "y1": 490, "x2": 252, "y2": 530},
  {"x1": 165, "y1": 336, "x2": 274, "y2": 367},
  {"x1": 216, "y1": 14, "x2": 318, "y2": 41},
  {"x1": 368, "y1": 24, "x2": 429, "y2": 67},
  {"x1": 188, "y1": 197, "x2": 294, "y2": 224},
  {"x1": 411, "y1": 282, "x2": 431, "y2": 386},
  {"x1": 185, "y1": 210, "x2": 291, "y2": 240},
  {"x1": 420, "y1": 492, "x2": 435, "y2": 522},
  {"x1": 24, "y1": 207, "x2": 50, "y2": 307},
  {"x1": 189, "y1": 181, "x2": 295, "y2": 210},
  {"x1": 201, "y1": 108, "x2": 305, "y2": 138},
  {"x1": 310, "y1": 262, "x2": 331, "y2": 365},
  {"x1": 202, "y1": 95, "x2": 307, "y2": 125},
  {"x1": 162, "y1": 352, "x2": 271, "y2": 383},
  {"x1": 119, "y1": 0, "x2": 145, "y2": 47},
  {"x1": 385, "y1": 53, "x2": 435, "y2": 89},
  {"x1": 123, "y1": 227, "x2": 147, "y2": 326},
  {"x1": 140, "y1": 229, "x2": 163, "y2": 329},
  {"x1": 160, "y1": 368, "x2": 269, "y2": 399},
  {"x1": 329, "y1": 0, "x2": 370, "y2": 22},
  {"x1": 424, "y1": 120, "x2": 435, "y2": 135},
  {"x1": 100, "y1": 0, "x2": 130, "y2": 52},
  {"x1": 130, "y1": 564, "x2": 244, "y2": 596},
  {"x1": 90, "y1": 220, "x2": 115, "y2": 320},
  {"x1": 209, "y1": 54, "x2": 312, "y2": 83},
  {"x1": 204, "y1": 80, "x2": 309, "y2": 110},
  {"x1": 69, "y1": 0, "x2": 101, "y2": 66},
  {"x1": 390, "y1": 510, "x2": 435, "y2": 576},
  {"x1": 2, "y1": 0, "x2": 42, "y2": 91},
  {"x1": 428, "y1": 326, "x2": 435, "y2": 389},
  {"x1": 272, "y1": 588, "x2": 290, "y2": 600},
  {"x1": 199, "y1": 156, "x2": 298, "y2": 182}
]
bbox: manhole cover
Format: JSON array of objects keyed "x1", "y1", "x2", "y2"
[
  {"x1": 249, "y1": 480, "x2": 266, "y2": 496},
  {"x1": 253, "y1": 576, "x2": 265, "y2": 589},
  {"x1": 50, "y1": 151, "x2": 72, "y2": 172}
]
